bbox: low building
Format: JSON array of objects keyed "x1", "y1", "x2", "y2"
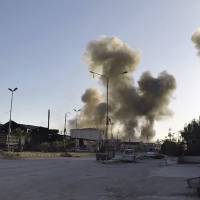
[
  {"x1": 70, "y1": 128, "x2": 104, "y2": 152},
  {"x1": 0, "y1": 121, "x2": 60, "y2": 150}
]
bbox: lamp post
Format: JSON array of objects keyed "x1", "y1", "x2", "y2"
[
  {"x1": 8, "y1": 87, "x2": 18, "y2": 150},
  {"x1": 73, "y1": 108, "x2": 81, "y2": 129},
  {"x1": 90, "y1": 71, "x2": 128, "y2": 140}
]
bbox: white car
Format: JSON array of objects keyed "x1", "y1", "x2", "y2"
[
  {"x1": 146, "y1": 151, "x2": 158, "y2": 157},
  {"x1": 146, "y1": 151, "x2": 165, "y2": 159},
  {"x1": 121, "y1": 149, "x2": 136, "y2": 162}
]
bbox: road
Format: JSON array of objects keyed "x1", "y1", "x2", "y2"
[{"x1": 0, "y1": 157, "x2": 199, "y2": 200}]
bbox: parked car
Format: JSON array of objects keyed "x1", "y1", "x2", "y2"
[
  {"x1": 146, "y1": 151, "x2": 165, "y2": 159},
  {"x1": 121, "y1": 149, "x2": 136, "y2": 162}
]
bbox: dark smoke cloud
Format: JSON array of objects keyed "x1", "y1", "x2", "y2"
[
  {"x1": 138, "y1": 71, "x2": 176, "y2": 118},
  {"x1": 71, "y1": 36, "x2": 176, "y2": 141},
  {"x1": 78, "y1": 88, "x2": 107, "y2": 129},
  {"x1": 192, "y1": 28, "x2": 200, "y2": 56},
  {"x1": 85, "y1": 36, "x2": 140, "y2": 80},
  {"x1": 140, "y1": 120, "x2": 155, "y2": 141}
]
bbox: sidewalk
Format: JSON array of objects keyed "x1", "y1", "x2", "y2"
[{"x1": 153, "y1": 162, "x2": 200, "y2": 178}]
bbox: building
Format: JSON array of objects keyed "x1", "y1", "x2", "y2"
[
  {"x1": 70, "y1": 128, "x2": 104, "y2": 140},
  {"x1": 70, "y1": 128, "x2": 104, "y2": 151},
  {"x1": 0, "y1": 121, "x2": 60, "y2": 150}
]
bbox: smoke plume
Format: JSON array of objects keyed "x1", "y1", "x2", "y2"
[
  {"x1": 192, "y1": 28, "x2": 200, "y2": 56},
  {"x1": 79, "y1": 88, "x2": 106, "y2": 129},
  {"x1": 71, "y1": 36, "x2": 176, "y2": 141}
]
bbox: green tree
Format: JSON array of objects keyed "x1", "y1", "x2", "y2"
[
  {"x1": 161, "y1": 140, "x2": 179, "y2": 156},
  {"x1": 180, "y1": 118, "x2": 200, "y2": 155}
]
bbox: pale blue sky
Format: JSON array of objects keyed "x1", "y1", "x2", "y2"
[{"x1": 1, "y1": 0, "x2": 200, "y2": 139}]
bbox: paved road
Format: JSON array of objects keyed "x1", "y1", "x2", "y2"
[{"x1": 0, "y1": 157, "x2": 199, "y2": 200}]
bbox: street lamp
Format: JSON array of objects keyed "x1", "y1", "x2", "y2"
[
  {"x1": 89, "y1": 71, "x2": 128, "y2": 139},
  {"x1": 73, "y1": 108, "x2": 81, "y2": 129},
  {"x1": 8, "y1": 87, "x2": 18, "y2": 150}
]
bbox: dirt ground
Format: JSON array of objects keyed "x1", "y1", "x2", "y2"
[{"x1": 0, "y1": 157, "x2": 199, "y2": 200}]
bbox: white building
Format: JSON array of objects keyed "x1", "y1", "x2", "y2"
[{"x1": 70, "y1": 128, "x2": 104, "y2": 141}]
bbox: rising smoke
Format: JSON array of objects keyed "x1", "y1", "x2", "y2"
[
  {"x1": 71, "y1": 36, "x2": 176, "y2": 141},
  {"x1": 192, "y1": 28, "x2": 200, "y2": 56},
  {"x1": 79, "y1": 88, "x2": 106, "y2": 129}
]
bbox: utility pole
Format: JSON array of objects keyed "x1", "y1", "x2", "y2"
[
  {"x1": 63, "y1": 112, "x2": 70, "y2": 150},
  {"x1": 8, "y1": 87, "x2": 18, "y2": 151},
  {"x1": 64, "y1": 113, "x2": 66, "y2": 150},
  {"x1": 106, "y1": 78, "x2": 109, "y2": 140},
  {"x1": 90, "y1": 71, "x2": 128, "y2": 140},
  {"x1": 48, "y1": 109, "x2": 50, "y2": 130},
  {"x1": 73, "y1": 108, "x2": 81, "y2": 129},
  {"x1": 47, "y1": 109, "x2": 52, "y2": 144},
  {"x1": 64, "y1": 112, "x2": 70, "y2": 134},
  {"x1": 64, "y1": 113, "x2": 67, "y2": 135}
]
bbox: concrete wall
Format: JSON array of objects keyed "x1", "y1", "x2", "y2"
[{"x1": 178, "y1": 156, "x2": 200, "y2": 164}]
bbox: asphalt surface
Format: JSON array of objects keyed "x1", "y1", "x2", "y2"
[{"x1": 0, "y1": 157, "x2": 199, "y2": 200}]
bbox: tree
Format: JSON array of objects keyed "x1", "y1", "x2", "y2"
[
  {"x1": 180, "y1": 118, "x2": 200, "y2": 155},
  {"x1": 161, "y1": 128, "x2": 180, "y2": 156},
  {"x1": 161, "y1": 140, "x2": 180, "y2": 156}
]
